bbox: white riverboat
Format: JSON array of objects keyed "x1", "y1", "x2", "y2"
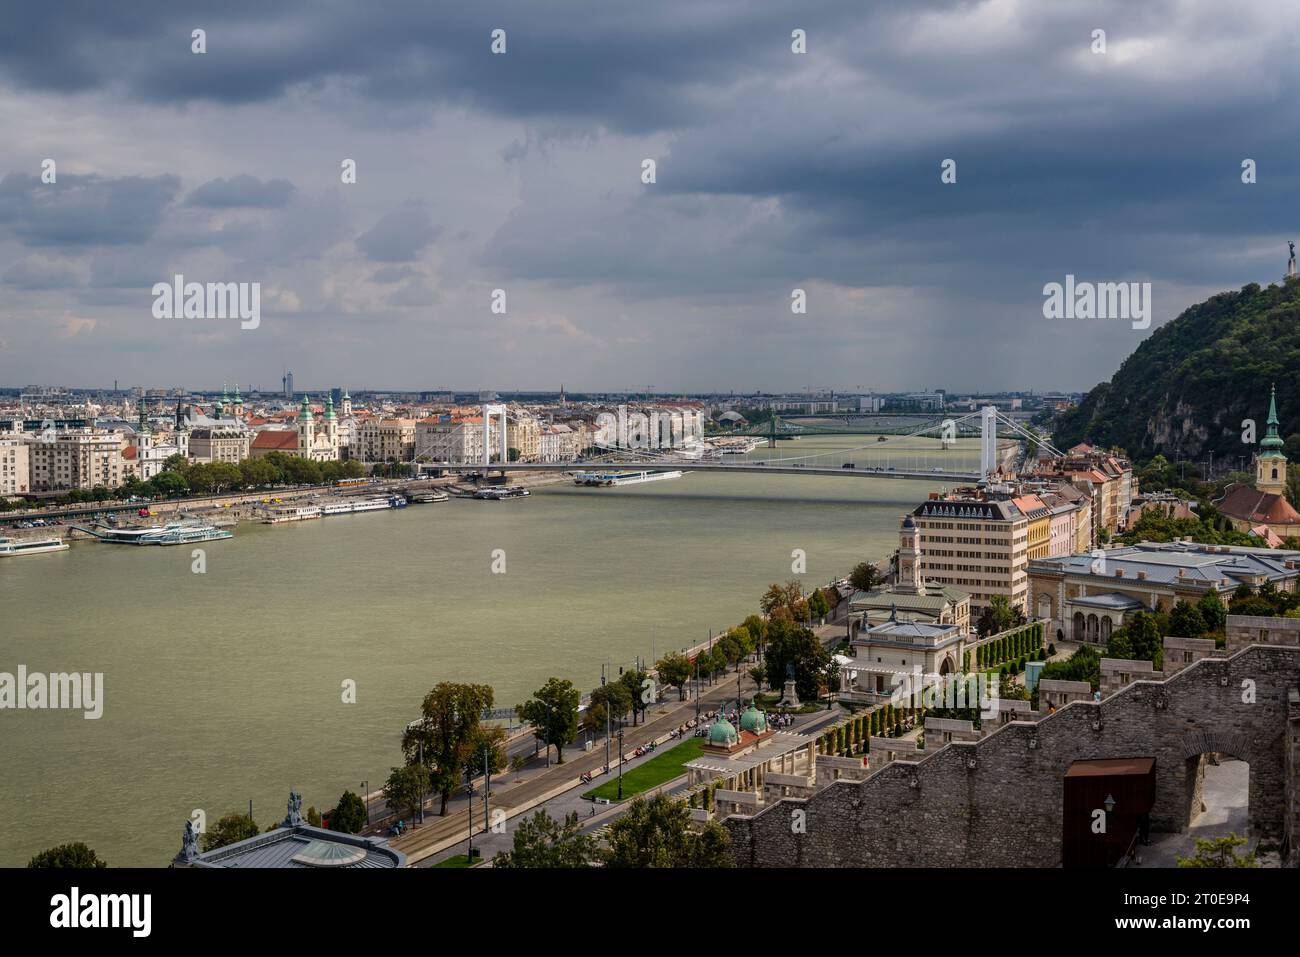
[
  {"x1": 262, "y1": 505, "x2": 323, "y2": 524},
  {"x1": 572, "y1": 470, "x2": 684, "y2": 487},
  {"x1": 75, "y1": 521, "x2": 234, "y2": 545},
  {"x1": 0, "y1": 535, "x2": 70, "y2": 557}
]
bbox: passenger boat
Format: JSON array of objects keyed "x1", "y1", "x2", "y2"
[
  {"x1": 572, "y1": 470, "x2": 683, "y2": 487},
  {"x1": 472, "y1": 486, "x2": 531, "y2": 500},
  {"x1": 261, "y1": 505, "x2": 323, "y2": 524},
  {"x1": 408, "y1": 489, "x2": 449, "y2": 504},
  {"x1": 0, "y1": 535, "x2": 70, "y2": 557},
  {"x1": 75, "y1": 521, "x2": 234, "y2": 545}
]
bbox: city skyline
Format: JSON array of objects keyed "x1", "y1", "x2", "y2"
[{"x1": 3, "y1": 1, "x2": 1299, "y2": 392}]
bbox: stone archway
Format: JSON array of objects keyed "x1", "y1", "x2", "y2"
[
  {"x1": 939, "y1": 655, "x2": 954, "y2": 676},
  {"x1": 1072, "y1": 612, "x2": 1085, "y2": 642},
  {"x1": 1182, "y1": 730, "x2": 1253, "y2": 838}
]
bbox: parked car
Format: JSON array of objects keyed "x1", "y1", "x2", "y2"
[{"x1": 842, "y1": 463, "x2": 856, "y2": 469}]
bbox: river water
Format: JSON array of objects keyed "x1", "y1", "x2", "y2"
[{"x1": 0, "y1": 433, "x2": 982, "y2": 866}]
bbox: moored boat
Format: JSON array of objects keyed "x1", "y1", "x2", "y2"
[{"x1": 0, "y1": 535, "x2": 70, "y2": 556}]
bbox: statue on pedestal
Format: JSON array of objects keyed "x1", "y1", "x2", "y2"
[
  {"x1": 1289, "y1": 241, "x2": 1297, "y2": 277},
  {"x1": 283, "y1": 789, "x2": 304, "y2": 827},
  {"x1": 178, "y1": 818, "x2": 200, "y2": 863}
]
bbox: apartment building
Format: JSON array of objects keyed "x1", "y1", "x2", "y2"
[
  {"x1": 415, "y1": 417, "x2": 484, "y2": 464},
  {"x1": 909, "y1": 494, "x2": 1030, "y2": 614},
  {"x1": 0, "y1": 438, "x2": 29, "y2": 495},
  {"x1": 1012, "y1": 493, "x2": 1052, "y2": 560},
  {"x1": 27, "y1": 430, "x2": 127, "y2": 492},
  {"x1": 189, "y1": 426, "x2": 251, "y2": 464},
  {"x1": 352, "y1": 418, "x2": 416, "y2": 463},
  {"x1": 507, "y1": 415, "x2": 541, "y2": 462}
]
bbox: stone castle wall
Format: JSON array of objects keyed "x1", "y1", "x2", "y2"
[{"x1": 725, "y1": 645, "x2": 1300, "y2": 867}]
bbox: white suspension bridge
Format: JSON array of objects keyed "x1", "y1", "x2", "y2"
[{"x1": 416, "y1": 406, "x2": 1062, "y2": 484}]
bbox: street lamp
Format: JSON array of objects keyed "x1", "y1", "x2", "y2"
[{"x1": 361, "y1": 780, "x2": 369, "y2": 826}]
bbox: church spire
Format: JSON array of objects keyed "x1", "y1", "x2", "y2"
[{"x1": 1261, "y1": 383, "x2": 1284, "y2": 454}]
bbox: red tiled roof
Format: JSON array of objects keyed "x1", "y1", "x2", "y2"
[
  {"x1": 1217, "y1": 483, "x2": 1300, "y2": 525},
  {"x1": 251, "y1": 430, "x2": 299, "y2": 451}
]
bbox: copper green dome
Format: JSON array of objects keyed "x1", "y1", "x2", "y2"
[
  {"x1": 739, "y1": 705, "x2": 767, "y2": 734},
  {"x1": 708, "y1": 717, "x2": 738, "y2": 746}
]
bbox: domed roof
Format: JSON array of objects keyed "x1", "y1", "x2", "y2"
[
  {"x1": 902, "y1": 514, "x2": 916, "y2": 529},
  {"x1": 739, "y1": 705, "x2": 766, "y2": 734},
  {"x1": 708, "y1": 717, "x2": 738, "y2": 746}
]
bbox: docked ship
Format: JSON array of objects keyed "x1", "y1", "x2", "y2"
[
  {"x1": 472, "y1": 486, "x2": 531, "y2": 500},
  {"x1": 75, "y1": 521, "x2": 234, "y2": 545},
  {"x1": 572, "y1": 470, "x2": 684, "y2": 487},
  {"x1": 261, "y1": 504, "x2": 323, "y2": 524},
  {"x1": 0, "y1": 535, "x2": 70, "y2": 557},
  {"x1": 408, "y1": 489, "x2": 449, "y2": 504}
]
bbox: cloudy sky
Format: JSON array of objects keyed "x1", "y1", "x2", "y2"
[{"x1": 1, "y1": 0, "x2": 1297, "y2": 394}]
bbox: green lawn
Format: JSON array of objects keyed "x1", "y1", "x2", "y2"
[
  {"x1": 582, "y1": 736, "x2": 705, "y2": 802},
  {"x1": 433, "y1": 854, "x2": 473, "y2": 868}
]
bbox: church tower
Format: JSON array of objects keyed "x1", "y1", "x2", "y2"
[
  {"x1": 897, "y1": 514, "x2": 925, "y2": 595},
  {"x1": 1256, "y1": 384, "x2": 1287, "y2": 496},
  {"x1": 136, "y1": 397, "x2": 152, "y2": 454},
  {"x1": 297, "y1": 395, "x2": 315, "y2": 457},
  {"x1": 232, "y1": 383, "x2": 244, "y2": 420},
  {"x1": 340, "y1": 389, "x2": 352, "y2": 418},
  {"x1": 322, "y1": 394, "x2": 338, "y2": 457}
]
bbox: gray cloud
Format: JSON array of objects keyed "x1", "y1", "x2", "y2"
[
  {"x1": 186, "y1": 174, "x2": 295, "y2": 208},
  {"x1": 356, "y1": 203, "x2": 440, "y2": 263}
]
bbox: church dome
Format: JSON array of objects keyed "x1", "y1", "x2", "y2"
[
  {"x1": 739, "y1": 706, "x2": 767, "y2": 734},
  {"x1": 708, "y1": 717, "x2": 738, "y2": 746}
]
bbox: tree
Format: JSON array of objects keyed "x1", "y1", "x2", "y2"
[
  {"x1": 977, "y1": 595, "x2": 1020, "y2": 637},
  {"x1": 619, "y1": 669, "x2": 652, "y2": 725},
  {"x1": 1169, "y1": 600, "x2": 1207, "y2": 639},
  {"x1": 807, "y1": 589, "x2": 829, "y2": 621},
  {"x1": 200, "y1": 812, "x2": 260, "y2": 852},
  {"x1": 763, "y1": 618, "x2": 830, "y2": 701},
  {"x1": 588, "y1": 681, "x2": 633, "y2": 733},
  {"x1": 1177, "y1": 832, "x2": 1258, "y2": 868},
  {"x1": 848, "y1": 562, "x2": 883, "y2": 593},
  {"x1": 742, "y1": 615, "x2": 768, "y2": 657},
  {"x1": 656, "y1": 651, "x2": 693, "y2": 700},
  {"x1": 518, "y1": 677, "x2": 580, "y2": 764},
  {"x1": 1197, "y1": 591, "x2": 1227, "y2": 632},
  {"x1": 463, "y1": 724, "x2": 509, "y2": 779},
  {"x1": 381, "y1": 763, "x2": 428, "y2": 821},
  {"x1": 1105, "y1": 627, "x2": 1135, "y2": 660},
  {"x1": 1126, "y1": 610, "x2": 1163, "y2": 667},
  {"x1": 759, "y1": 583, "x2": 788, "y2": 615},
  {"x1": 603, "y1": 793, "x2": 732, "y2": 868},
  {"x1": 330, "y1": 791, "x2": 368, "y2": 834},
  {"x1": 401, "y1": 681, "x2": 496, "y2": 815},
  {"x1": 493, "y1": 810, "x2": 601, "y2": 868},
  {"x1": 719, "y1": 630, "x2": 746, "y2": 672},
  {"x1": 28, "y1": 842, "x2": 107, "y2": 868}
]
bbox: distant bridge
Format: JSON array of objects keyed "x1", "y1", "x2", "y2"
[
  {"x1": 420, "y1": 406, "x2": 1058, "y2": 484},
  {"x1": 430, "y1": 461, "x2": 984, "y2": 482}
]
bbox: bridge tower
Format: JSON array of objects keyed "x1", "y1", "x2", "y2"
[
  {"x1": 979, "y1": 405, "x2": 998, "y2": 481},
  {"x1": 482, "y1": 403, "x2": 509, "y2": 466},
  {"x1": 768, "y1": 414, "x2": 781, "y2": 449}
]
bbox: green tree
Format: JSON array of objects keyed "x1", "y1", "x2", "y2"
[
  {"x1": 848, "y1": 562, "x2": 883, "y2": 593},
  {"x1": 330, "y1": 790, "x2": 368, "y2": 834},
  {"x1": 656, "y1": 651, "x2": 693, "y2": 700},
  {"x1": 807, "y1": 589, "x2": 829, "y2": 620},
  {"x1": 463, "y1": 724, "x2": 509, "y2": 779},
  {"x1": 493, "y1": 810, "x2": 602, "y2": 868},
  {"x1": 381, "y1": 763, "x2": 428, "y2": 821},
  {"x1": 1197, "y1": 591, "x2": 1227, "y2": 631},
  {"x1": 28, "y1": 842, "x2": 108, "y2": 868},
  {"x1": 519, "y1": 677, "x2": 580, "y2": 765},
  {"x1": 603, "y1": 793, "x2": 732, "y2": 868},
  {"x1": 618, "y1": 669, "x2": 652, "y2": 725},
  {"x1": 401, "y1": 681, "x2": 496, "y2": 815},
  {"x1": 200, "y1": 812, "x2": 260, "y2": 852},
  {"x1": 1169, "y1": 600, "x2": 1208, "y2": 639},
  {"x1": 1177, "y1": 832, "x2": 1258, "y2": 868},
  {"x1": 763, "y1": 618, "x2": 830, "y2": 701},
  {"x1": 1126, "y1": 610, "x2": 1164, "y2": 667}
]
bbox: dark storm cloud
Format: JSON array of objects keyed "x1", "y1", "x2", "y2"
[
  {"x1": 356, "y1": 203, "x2": 441, "y2": 263},
  {"x1": 0, "y1": 173, "x2": 180, "y2": 247},
  {"x1": 186, "y1": 174, "x2": 295, "y2": 208},
  {"x1": 2, "y1": 0, "x2": 1299, "y2": 391}
]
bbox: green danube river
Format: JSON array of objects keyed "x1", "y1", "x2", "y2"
[{"x1": 0, "y1": 434, "x2": 984, "y2": 866}]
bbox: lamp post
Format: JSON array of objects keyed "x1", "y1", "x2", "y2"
[
  {"x1": 465, "y1": 772, "x2": 474, "y2": 862},
  {"x1": 617, "y1": 728, "x2": 625, "y2": 801},
  {"x1": 361, "y1": 780, "x2": 369, "y2": 826},
  {"x1": 483, "y1": 744, "x2": 491, "y2": 835}
]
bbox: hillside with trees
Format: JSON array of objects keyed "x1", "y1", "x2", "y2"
[{"x1": 1053, "y1": 279, "x2": 1300, "y2": 462}]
